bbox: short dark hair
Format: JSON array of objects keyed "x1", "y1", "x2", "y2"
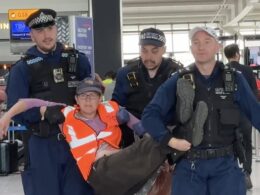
[
  {"x1": 104, "y1": 71, "x2": 116, "y2": 80},
  {"x1": 224, "y1": 43, "x2": 240, "y2": 59}
]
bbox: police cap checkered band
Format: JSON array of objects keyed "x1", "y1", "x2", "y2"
[
  {"x1": 189, "y1": 26, "x2": 218, "y2": 41},
  {"x1": 25, "y1": 9, "x2": 56, "y2": 29},
  {"x1": 139, "y1": 28, "x2": 166, "y2": 47},
  {"x1": 76, "y1": 78, "x2": 104, "y2": 95}
]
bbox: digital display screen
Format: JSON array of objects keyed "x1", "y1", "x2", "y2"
[
  {"x1": 10, "y1": 20, "x2": 31, "y2": 41},
  {"x1": 248, "y1": 46, "x2": 260, "y2": 66}
]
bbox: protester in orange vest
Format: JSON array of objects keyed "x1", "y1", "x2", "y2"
[{"x1": 0, "y1": 78, "x2": 192, "y2": 195}]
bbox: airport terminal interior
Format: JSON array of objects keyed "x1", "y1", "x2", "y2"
[{"x1": 1, "y1": 0, "x2": 260, "y2": 194}]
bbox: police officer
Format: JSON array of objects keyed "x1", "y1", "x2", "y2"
[
  {"x1": 112, "y1": 28, "x2": 181, "y2": 147},
  {"x1": 6, "y1": 9, "x2": 93, "y2": 195},
  {"x1": 224, "y1": 43, "x2": 257, "y2": 190},
  {"x1": 142, "y1": 26, "x2": 260, "y2": 195}
]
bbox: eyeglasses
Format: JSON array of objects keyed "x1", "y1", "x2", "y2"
[{"x1": 77, "y1": 93, "x2": 100, "y2": 100}]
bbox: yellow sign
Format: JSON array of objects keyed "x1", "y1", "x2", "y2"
[
  {"x1": 0, "y1": 22, "x2": 9, "y2": 30},
  {"x1": 8, "y1": 9, "x2": 38, "y2": 21}
]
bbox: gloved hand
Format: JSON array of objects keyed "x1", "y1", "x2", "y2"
[
  {"x1": 132, "y1": 122, "x2": 146, "y2": 136},
  {"x1": 44, "y1": 105, "x2": 65, "y2": 125},
  {"x1": 116, "y1": 108, "x2": 130, "y2": 124}
]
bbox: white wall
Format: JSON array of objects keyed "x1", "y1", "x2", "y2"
[{"x1": 1, "y1": 0, "x2": 88, "y2": 13}]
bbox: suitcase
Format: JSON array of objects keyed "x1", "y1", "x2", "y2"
[
  {"x1": 0, "y1": 122, "x2": 19, "y2": 175},
  {"x1": 0, "y1": 141, "x2": 10, "y2": 175},
  {"x1": 7, "y1": 122, "x2": 19, "y2": 173}
]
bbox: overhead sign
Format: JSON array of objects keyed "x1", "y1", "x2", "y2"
[
  {"x1": 8, "y1": 9, "x2": 37, "y2": 21},
  {"x1": 0, "y1": 22, "x2": 9, "y2": 30}
]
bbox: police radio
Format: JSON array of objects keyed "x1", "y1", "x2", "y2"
[
  {"x1": 127, "y1": 72, "x2": 139, "y2": 88},
  {"x1": 223, "y1": 65, "x2": 235, "y2": 93},
  {"x1": 67, "y1": 45, "x2": 78, "y2": 73}
]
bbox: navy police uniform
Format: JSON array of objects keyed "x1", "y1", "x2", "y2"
[
  {"x1": 6, "y1": 9, "x2": 93, "y2": 195},
  {"x1": 229, "y1": 60, "x2": 257, "y2": 175},
  {"x1": 142, "y1": 61, "x2": 260, "y2": 195},
  {"x1": 112, "y1": 28, "x2": 181, "y2": 147},
  {"x1": 112, "y1": 57, "x2": 180, "y2": 147}
]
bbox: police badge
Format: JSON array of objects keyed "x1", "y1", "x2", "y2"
[{"x1": 53, "y1": 68, "x2": 64, "y2": 83}]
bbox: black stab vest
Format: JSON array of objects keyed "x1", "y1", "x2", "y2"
[
  {"x1": 191, "y1": 64, "x2": 240, "y2": 147},
  {"x1": 126, "y1": 58, "x2": 180, "y2": 118},
  {"x1": 24, "y1": 49, "x2": 79, "y2": 106}
]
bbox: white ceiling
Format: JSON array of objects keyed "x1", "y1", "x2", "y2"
[{"x1": 122, "y1": 0, "x2": 260, "y2": 32}]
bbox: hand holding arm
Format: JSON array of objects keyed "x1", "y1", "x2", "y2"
[
  {"x1": 168, "y1": 137, "x2": 191, "y2": 151},
  {"x1": 117, "y1": 107, "x2": 146, "y2": 136}
]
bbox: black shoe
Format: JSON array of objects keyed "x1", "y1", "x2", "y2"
[
  {"x1": 245, "y1": 171, "x2": 253, "y2": 190},
  {"x1": 176, "y1": 78, "x2": 195, "y2": 124},
  {"x1": 187, "y1": 101, "x2": 208, "y2": 147}
]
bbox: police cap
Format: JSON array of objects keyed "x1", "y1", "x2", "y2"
[
  {"x1": 139, "y1": 28, "x2": 166, "y2": 47},
  {"x1": 25, "y1": 9, "x2": 56, "y2": 29}
]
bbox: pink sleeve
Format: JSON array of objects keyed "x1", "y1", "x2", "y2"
[{"x1": 20, "y1": 98, "x2": 66, "y2": 110}]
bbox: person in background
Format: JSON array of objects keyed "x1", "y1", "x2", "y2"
[
  {"x1": 224, "y1": 43, "x2": 258, "y2": 190},
  {"x1": 103, "y1": 70, "x2": 117, "y2": 101},
  {"x1": 112, "y1": 27, "x2": 181, "y2": 147},
  {"x1": 0, "y1": 78, "x2": 193, "y2": 195},
  {"x1": 142, "y1": 26, "x2": 260, "y2": 195},
  {"x1": 6, "y1": 9, "x2": 93, "y2": 195}
]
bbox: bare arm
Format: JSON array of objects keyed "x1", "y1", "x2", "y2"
[
  {"x1": 0, "y1": 100, "x2": 27, "y2": 139},
  {"x1": 0, "y1": 98, "x2": 66, "y2": 139}
]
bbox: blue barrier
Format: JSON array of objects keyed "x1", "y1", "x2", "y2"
[{"x1": 8, "y1": 126, "x2": 27, "y2": 131}]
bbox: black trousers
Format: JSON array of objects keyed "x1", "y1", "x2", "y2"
[
  {"x1": 240, "y1": 115, "x2": 252, "y2": 174},
  {"x1": 87, "y1": 136, "x2": 170, "y2": 195}
]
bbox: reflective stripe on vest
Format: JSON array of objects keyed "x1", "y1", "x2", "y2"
[{"x1": 62, "y1": 101, "x2": 121, "y2": 180}]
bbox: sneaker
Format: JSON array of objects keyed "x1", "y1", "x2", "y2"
[
  {"x1": 187, "y1": 101, "x2": 208, "y2": 147},
  {"x1": 176, "y1": 78, "x2": 195, "y2": 124},
  {"x1": 245, "y1": 171, "x2": 253, "y2": 190}
]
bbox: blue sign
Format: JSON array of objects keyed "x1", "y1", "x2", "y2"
[
  {"x1": 8, "y1": 125, "x2": 27, "y2": 131},
  {"x1": 74, "y1": 17, "x2": 94, "y2": 74},
  {"x1": 10, "y1": 20, "x2": 31, "y2": 41}
]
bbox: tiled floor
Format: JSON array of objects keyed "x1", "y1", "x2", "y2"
[{"x1": 0, "y1": 160, "x2": 260, "y2": 195}]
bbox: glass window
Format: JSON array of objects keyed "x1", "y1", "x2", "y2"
[
  {"x1": 189, "y1": 23, "x2": 205, "y2": 29},
  {"x1": 206, "y1": 23, "x2": 218, "y2": 29},
  {"x1": 173, "y1": 52, "x2": 194, "y2": 67},
  {"x1": 123, "y1": 25, "x2": 139, "y2": 32},
  {"x1": 139, "y1": 25, "x2": 155, "y2": 31},
  {"x1": 239, "y1": 21, "x2": 255, "y2": 27},
  {"x1": 123, "y1": 54, "x2": 139, "y2": 62},
  {"x1": 240, "y1": 29, "x2": 256, "y2": 35},
  {"x1": 172, "y1": 24, "x2": 188, "y2": 30},
  {"x1": 165, "y1": 32, "x2": 173, "y2": 52},
  {"x1": 122, "y1": 33, "x2": 139, "y2": 54},
  {"x1": 172, "y1": 31, "x2": 190, "y2": 52},
  {"x1": 155, "y1": 24, "x2": 171, "y2": 30}
]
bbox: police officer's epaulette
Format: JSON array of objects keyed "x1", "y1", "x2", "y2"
[
  {"x1": 21, "y1": 54, "x2": 43, "y2": 65},
  {"x1": 178, "y1": 64, "x2": 195, "y2": 77},
  {"x1": 61, "y1": 46, "x2": 79, "y2": 57},
  {"x1": 165, "y1": 58, "x2": 184, "y2": 69},
  {"x1": 126, "y1": 57, "x2": 141, "y2": 67}
]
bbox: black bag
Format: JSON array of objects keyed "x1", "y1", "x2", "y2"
[{"x1": 0, "y1": 141, "x2": 10, "y2": 175}]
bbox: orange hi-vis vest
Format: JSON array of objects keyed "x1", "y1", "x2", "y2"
[{"x1": 62, "y1": 101, "x2": 122, "y2": 180}]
